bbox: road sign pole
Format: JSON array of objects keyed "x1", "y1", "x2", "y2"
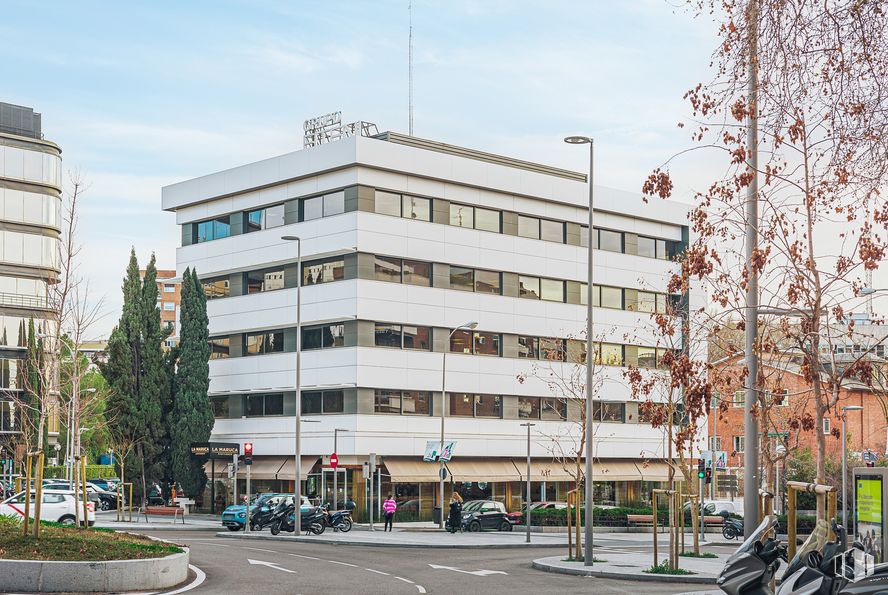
[{"x1": 246, "y1": 463, "x2": 251, "y2": 533}]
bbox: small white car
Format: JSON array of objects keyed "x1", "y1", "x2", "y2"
[{"x1": 0, "y1": 489, "x2": 95, "y2": 526}]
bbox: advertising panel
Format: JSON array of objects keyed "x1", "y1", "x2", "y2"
[{"x1": 856, "y1": 475, "x2": 883, "y2": 564}]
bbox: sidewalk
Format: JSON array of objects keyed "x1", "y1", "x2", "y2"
[
  {"x1": 532, "y1": 550, "x2": 728, "y2": 584},
  {"x1": 94, "y1": 510, "x2": 222, "y2": 530}
]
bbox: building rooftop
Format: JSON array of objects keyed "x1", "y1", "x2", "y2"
[{"x1": 0, "y1": 102, "x2": 42, "y2": 139}]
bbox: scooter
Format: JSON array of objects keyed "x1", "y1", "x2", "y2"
[
  {"x1": 723, "y1": 516, "x2": 745, "y2": 540},
  {"x1": 270, "y1": 503, "x2": 326, "y2": 536},
  {"x1": 249, "y1": 501, "x2": 278, "y2": 531},
  {"x1": 717, "y1": 516, "x2": 787, "y2": 595},
  {"x1": 321, "y1": 506, "x2": 353, "y2": 532}
]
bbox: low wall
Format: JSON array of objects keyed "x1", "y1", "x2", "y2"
[{"x1": 0, "y1": 548, "x2": 189, "y2": 592}]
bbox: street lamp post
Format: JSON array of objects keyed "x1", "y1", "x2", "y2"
[
  {"x1": 282, "y1": 235, "x2": 303, "y2": 537},
  {"x1": 438, "y1": 321, "x2": 478, "y2": 529},
  {"x1": 842, "y1": 405, "x2": 864, "y2": 528},
  {"x1": 564, "y1": 134, "x2": 595, "y2": 566},
  {"x1": 333, "y1": 428, "x2": 348, "y2": 511},
  {"x1": 520, "y1": 422, "x2": 535, "y2": 543},
  {"x1": 67, "y1": 386, "x2": 96, "y2": 482}
]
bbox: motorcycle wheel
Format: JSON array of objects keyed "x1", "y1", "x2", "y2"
[
  {"x1": 722, "y1": 525, "x2": 736, "y2": 540},
  {"x1": 311, "y1": 522, "x2": 326, "y2": 535},
  {"x1": 271, "y1": 520, "x2": 281, "y2": 536},
  {"x1": 338, "y1": 518, "x2": 353, "y2": 533}
]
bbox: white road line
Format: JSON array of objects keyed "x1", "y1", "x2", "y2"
[
  {"x1": 288, "y1": 553, "x2": 320, "y2": 560},
  {"x1": 364, "y1": 568, "x2": 390, "y2": 576},
  {"x1": 415, "y1": 586, "x2": 427, "y2": 594},
  {"x1": 244, "y1": 547, "x2": 277, "y2": 553},
  {"x1": 395, "y1": 576, "x2": 415, "y2": 584},
  {"x1": 160, "y1": 564, "x2": 207, "y2": 594},
  {"x1": 327, "y1": 560, "x2": 358, "y2": 567}
]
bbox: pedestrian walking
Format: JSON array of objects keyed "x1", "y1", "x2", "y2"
[
  {"x1": 446, "y1": 492, "x2": 463, "y2": 533},
  {"x1": 383, "y1": 495, "x2": 397, "y2": 531}
]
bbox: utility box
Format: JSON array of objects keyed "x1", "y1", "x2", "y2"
[{"x1": 854, "y1": 466, "x2": 888, "y2": 564}]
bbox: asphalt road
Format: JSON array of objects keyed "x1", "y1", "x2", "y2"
[{"x1": 143, "y1": 529, "x2": 713, "y2": 595}]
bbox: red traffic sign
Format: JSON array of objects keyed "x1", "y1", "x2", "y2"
[{"x1": 330, "y1": 452, "x2": 338, "y2": 469}]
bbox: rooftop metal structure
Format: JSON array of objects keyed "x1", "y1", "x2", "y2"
[
  {"x1": 0, "y1": 102, "x2": 42, "y2": 139},
  {"x1": 303, "y1": 111, "x2": 378, "y2": 148}
]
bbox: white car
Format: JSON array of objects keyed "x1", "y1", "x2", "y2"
[{"x1": 0, "y1": 489, "x2": 95, "y2": 526}]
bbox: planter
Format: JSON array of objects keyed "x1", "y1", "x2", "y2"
[{"x1": 0, "y1": 548, "x2": 189, "y2": 592}]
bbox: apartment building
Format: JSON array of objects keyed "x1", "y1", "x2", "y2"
[
  {"x1": 142, "y1": 268, "x2": 182, "y2": 349},
  {"x1": 162, "y1": 130, "x2": 694, "y2": 517}
]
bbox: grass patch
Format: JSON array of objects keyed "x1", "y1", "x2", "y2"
[
  {"x1": 562, "y1": 556, "x2": 606, "y2": 563},
  {"x1": 644, "y1": 560, "x2": 696, "y2": 575},
  {"x1": 679, "y1": 551, "x2": 718, "y2": 558},
  {"x1": 0, "y1": 515, "x2": 183, "y2": 561}
]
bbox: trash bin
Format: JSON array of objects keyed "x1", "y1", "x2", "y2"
[{"x1": 433, "y1": 506, "x2": 442, "y2": 525}]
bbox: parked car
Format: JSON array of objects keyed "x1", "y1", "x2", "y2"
[
  {"x1": 221, "y1": 493, "x2": 311, "y2": 531},
  {"x1": 683, "y1": 500, "x2": 739, "y2": 517},
  {"x1": 460, "y1": 500, "x2": 513, "y2": 532},
  {"x1": 0, "y1": 489, "x2": 95, "y2": 525},
  {"x1": 43, "y1": 481, "x2": 118, "y2": 511},
  {"x1": 87, "y1": 478, "x2": 119, "y2": 492},
  {"x1": 506, "y1": 501, "x2": 568, "y2": 524}
]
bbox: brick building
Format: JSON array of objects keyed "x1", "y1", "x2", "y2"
[{"x1": 141, "y1": 269, "x2": 181, "y2": 349}]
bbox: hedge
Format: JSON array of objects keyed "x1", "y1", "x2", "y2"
[
  {"x1": 527, "y1": 507, "x2": 670, "y2": 527},
  {"x1": 42, "y1": 465, "x2": 118, "y2": 480}
]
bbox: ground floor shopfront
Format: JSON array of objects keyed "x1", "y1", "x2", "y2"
[{"x1": 207, "y1": 456, "x2": 677, "y2": 521}]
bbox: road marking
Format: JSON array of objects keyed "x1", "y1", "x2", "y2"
[
  {"x1": 288, "y1": 553, "x2": 320, "y2": 560},
  {"x1": 248, "y1": 559, "x2": 296, "y2": 573},
  {"x1": 328, "y1": 560, "x2": 358, "y2": 567},
  {"x1": 364, "y1": 568, "x2": 390, "y2": 575},
  {"x1": 415, "y1": 587, "x2": 426, "y2": 594},
  {"x1": 395, "y1": 576, "x2": 414, "y2": 584},
  {"x1": 428, "y1": 563, "x2": 507, "y2": 576},
  {"x1": 244, "y1": 546, "x2": 277, "y2": 553},
  {"x1": 159, "y1": 564, "x2": 207, "y2": 594}
]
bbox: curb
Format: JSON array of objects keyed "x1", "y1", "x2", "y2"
[
  {"x1": 216, "y1": 531, "x2": 565, "y2": 549},
  {"x1": 531, "y1": 558, "x2": 718, "y2": 585}
]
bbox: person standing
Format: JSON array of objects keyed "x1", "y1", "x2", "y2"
[
  {"x1": 383, "y1": 495, "x2": 397, "y2": 531},
  {"x1": 447, "y1": 492, "x2": 463, "y2": 533}
]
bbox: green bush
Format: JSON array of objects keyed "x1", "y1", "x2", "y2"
[
  {"x1": 42, "y1": 465, "x2": 117, "y2": 480},
  {"x1": 528, "y1": 506, "x2": 670, "y2": 527}
]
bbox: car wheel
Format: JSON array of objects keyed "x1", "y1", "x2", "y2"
[
  {"x1": 227, "y1": 525, "x2": 241, "y2": 532},
  {"x1": 59, "y1": 515, "x2": 76, "y2": 526},
  {"x1": 500, "y1": 521, "x2": 513, "y2": 532},
  {"x1": 100, "y1": 499, "x2": 112, "y2": 511},
  {"x1": 468, "y1": 520, "x2": 481, "y2": 532}
]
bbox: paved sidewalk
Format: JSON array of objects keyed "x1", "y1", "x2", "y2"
[
  {"x1": 533, "y1": 550, "x2": 728, "y2": 584},
  {"x1": 94, "y1": 510, "x2": 223, "y2": 530}
]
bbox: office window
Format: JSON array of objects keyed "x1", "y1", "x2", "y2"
[
  {"x1": 541, "y1": 398, "x2": 567, "y2": 420},
  {"x1": 402, "y1": 259, "x2": 431, "y2": 286},
  {"x1": 163, "y1": 302, "x2": 175, "y2": 311},
  {"x1": 600, "y1": 286, "x2": 623, "y2": 309},
  {"x1": 518, "y1": 397, "x2": 540, "y2": 419},
  {"x1": 247, "y1": 205, "x2": 285, "y2": 231},
  {"x1": 302, "y1": 390, "x2": 344, "y2": 414},
  {"x1": 245, "y1": 269, "x2": 285, "y2": 294},
  {"x1": 540, "y1": 279, "x2": 564, "y2": 302},
  {"x1": 302, "y1": 323, "x2": 345, "y2": 350},
  {"x1": 638, "y1": 346, "x2": 657, "y2": 368},
  {"x1": 594, "y1": 402, "x2": 626, "y2": 422},
  {"x1": 450, "y1": 330, "x2": 472, "y2": 354},
  {"x1": 202, "y1": 277, "x2": 230, "y2": 299},
  {"x1": 163, "y1": 284, "x2": 176, "y2": 293},
  {"x1": 374, "y1": 255, "x2": 402, "y2": 283},
  {"x1": 303, "y1": 196, "x2": 323, "y2": 221},
  {"x1": 247, "y1": 393, "x2": 283, "y2": 417},
  {"x1": 637, "y1": 291, "x2": 657, "y2": 313},
  {"x1": 517, "y1": 336, "x2": 539, "y2": 359},
  {"x1": 210, "y1": 396, "x2": 229, "y2": 419},
  {"x1": 403, "y1": 326, "x2": 430, "y2": 350},
  {"x1": 245, "y1": 331, "x2": 284, "y2": 355},
  {"x1": 323, "y1": 192, "x2": 345, "y2": 216},
  {"x1": 450, "y1": 266, "x2": 474, "y2": 291},
  {"x1": 637, "y1": 236, "x2": 656, "y2": 258},
  {"x1": 375, "y1": 191, "x2": 402, "y2": 216},
  {"x1": 374, "y1": 389, "x2": 402, "y2": 414},
  {"x1": 450, "y1": 393, "x2": 475, "y2": 416},
  {"x1": 473, "y1": 332, "x2": 500, "y2": 356},
  {"x1": 265, "y1": 393, "x2": 284, "y2": 415},
  {"x1": 599, "y1": 229, "x2": 622, "y2": 252},
  {"x1": 302, "y1": 392, "x2": 322, "y2": 414},
  {"x1": 195, "y1": 216, "x2": 230, "y2": 243},
  {"x1": 375, "y1": 323, "x2": 402, "y2": 348},
  {"x1": 540, "y1": 338, "x2": 564, "y2": 361},
  {"x1": 402, "y1": 195, "x2": 430, "y2": 221},
  {"x1": 656, "y1": 294, "x2": 668, "y2": 314},
  {"x1": 209, "y1": 337, "x2": 230, "y2": 360},
  {"x1": 402, "y1": 391, "x2": 431, "y2": 415},
  {"x1": 518, "y1": 215, "x2": 541, "y2": 239},
  {"x1": 475, "y1": 269, "x2": 501, "y2": 294},
  {"x1": 475, "y1": 207, "x2": 501, "y2": 232},
  {"x1": 303, "y1": 258, "x2": 345, "y2": 286},
  {"x1": 247, "y1": 209, "x2": 263, "y2": 232},
  {"x1": 450, "y1": 204, "x2": 474, "y2": 228},
  {"x1": 475, "y1": 395, "x2": 502, "y2": 418},
  {"x1": 566, "y1": 339, "x2": 586, "y2": 364},
  {"x1": 657, "y1": 239, "x2": 669, "y2": 260},
  {"x1": 519, "y1": 276, "x2": 540, "y2": 299},
  {"x1": 541, "y1": 220, "x2": 564, "y2": 243},
  {"x1": 579, "y1": 225, "x2": 590, "y2": 248},
  {"x1": 733, "y1": 436, "x2": 745, "y2": 453},
  {"x1": 599, "y1": 343, "x2": 623, "y2": 366}
]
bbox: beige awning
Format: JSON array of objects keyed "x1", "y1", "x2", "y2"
[
  {"x1": 385, "y1": 459, "x2": 441, "y2": 483},
  {"x1": 446, "y1": 459, "x2": 520, "y2": 482},
  {"x1": 595, "y1": 461, "x2": 643, "y2": 481},
  {"x1": 236, "y1": 457, "x2": 287, "y2": 480},
  {"x1": 513, "y1": 460, "x2": 576, "y2": 482},
  {"x1": 276, "y1": 456, "x2": 321, "y2": 481}
]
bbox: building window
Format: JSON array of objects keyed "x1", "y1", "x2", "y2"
[
  {"x1": 593, "y1": 402, "x2": 626, "y2": 422},
  {"x1": 375, "y1": 323, "x2": 402, "y2": 348},
  {"x1": 209, "y1": 337, "x2": 230, "y2": 359},
  {"x1": 163, "y1": 302, "x2": 175, "y2": 311},
  {"x1": 450, "y1": 266, "x2": 474, "y2": 291},
  {"x1": 566, "y1": 339, "x2": 586, "y2": 364},
  {"x1": 246, "y1": 204, "x2": 285, "y2": 232},
  {"x1": 519, "y1": 276, "x2": 540, "y2": 299},
  {"x1": 450, "y1": 393, "x2": 475, "y2": 416},
  {"x1": 540, "y1": 279, "x2": 564, "y2": 302},
  {"x1": 163, "y1": 284, "x2": 176, "y2": 293},
  {"x1": 518, "y1": 397, "x2": 541, "y2": 419},
  {"x1": 450, "y1": 330, "x2": 472, "y2": 354},
  {"x1": 599, "y1": 229, "x2": 622, "y2": 252},
  {"x1": 598, "y1": 343, "x2": 623, "y2": 366},
  {"x1": 402, "y1": 259, "x2": 431, "y2": 286},
  {"x1": 374, "y1": 255, "x2": 402, "y2": 283},
  {"x1": 474, "y1": 332, "x2": 501, "y2": 356},
  {"x1": 541, "y1": 220, "x2": 564, "y2": 243},
  {"x1": 245, "y1": 331, "x2": 284, "y2": 355},
  {"x1": 637, "y1": 236, "x2": 656, "y2": 258},
  {"x1": 474, "y1": 394, "x2": 502, "y2": 418},
  {"x1": 732, "y1": 390, "x2": 745, "y2": 407},
  {"x1": 823, "y1": 418, "x2": 831, "y2": 434},
  {"x1": 374, "y1": 389, "x2": 401, "y2": 414},
  {"x1": 733, "y1": 436, "x2": 745, "y2": 453},
  {"x1": 210, "y1": 396, "x2": 229, "y2": 419},
  {"x1": 600, "y1": 286, "x2": 623, "y2": 309},
  {"x1": 303, "y1": 257, "x2": 345, "y2": 286},
  {"x1": 540, "y1": 338, "x2": 564, "y2": 361},
  {"x1": 449, "y1": 204, "x2": 474, "y2": 228},
  {"x1": 636, "y1": 291, "x2": 657, "y2": 313},
  {"x1": 474, "y1": 269, "x2": 501, "y2": 295},
  {"x1": 302, "y1": 323, "x2": 345, "y2": 350},
  {"x1": 402, "y1": 325, "x2": 430, "y2": 350},
  {"x1": 580, "y1": 225, "x2": 590, "y2": 248},
  {"x1": 246, "y1": 393, "x2": 284, "y2": 417},
  {"x1": 195, "y1": 216, "x2": 230, "y2": 243},
  {"x1": 657, "y1": 239, "x2": 669, "y2": 260},
  {"x1": 245, "y1": 269, "x2": 285, "y2": 294},
  {"x1": 302, "y1": 390, "x2": 345, "y2": 414},
  {"x1": 323, "y1": 191, "x2": 345, "y2": 217},
  {"x1": 770, "y1": 389, "x2": 789, "y2": 407},
  {"x1": 402, "y1": 391, "x2": 430, "y2": 415},
  {"x1": 475, "y1": 208, "x2": 501, "y2": 233},
  {"x1": 402, "y1": 195, "x2": 430, "y2": 221},
  {"x1": 303, "y1": 196, "x2": 323, "y2": 221},
  {"x1": 517, "y1": 215, "x2": 540, "y2": 239},
  {"x1": 541, "y1": 397, "x2": 567, "y2": 420},
  {"x1": 202, "y1": 277, "x2": 230, "y2": 299},
  {"x1": 638, "y1": 346, "x2": 657, "y2": 368},
  {"x1": 375, "y1": 191, "x2": 402, "y2": 216}
]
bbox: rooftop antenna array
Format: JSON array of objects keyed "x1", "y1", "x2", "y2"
[
  {"x1": 409, "y1": 1, "x2": 414, "y2": 135},
  {"x1": 303, "y1": 111, "x2": 378, "y2": 148}
]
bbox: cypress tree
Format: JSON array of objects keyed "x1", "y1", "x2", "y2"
[
  {"x1": 171, "y1": 268, "x2": 213, "y2": 497},
  {"x1": 137, "y1": 254, "x2": 167, "y2": 496}
]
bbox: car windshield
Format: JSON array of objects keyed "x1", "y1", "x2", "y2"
[{"x1": 462, "y1": 501, "x2": 483, "y2": 512}]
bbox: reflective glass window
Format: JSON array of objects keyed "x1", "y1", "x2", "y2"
[
  {"x1": 638, "y1": 347, "x2": 657, "y2": 368},
  {"x1": 567, "y1": 339, "x2": 586, "y2": 364},
  {"x1": 375, "y1": 323, "x2": 402, "y2": 348},
  {"x1": 518, "y1": 215, "x2": 540, "y2": 239},
  {"x1": 302, "y1": 392, "x2": 322, "y2": 414},
  {"x1": 245, "y1": 269, "x2": 284, "y2": 293},
  {"x1": 266, "y1": 204, "x2": 285, "y2": 228},
  {"x1": 541, "y1": 398, "x2": 567, "y2": 420},
  {"x1": 475, "y1": 269, "x2": 501, "y2": 294},
  {"x1": 637, "y1": 291, "x2": 657, "y2": 313},
  {"x1": 519, "y1": 276, "x2": 540, "y2": 299},
  {"x1": 475, "y1": 208, "x2": 500, "y2": 232},
  {"x1": 264, "y1": 393, "x2": 284, "y2": 416},
  {"x1": 450, "y1": 393, "x2": 475, "y2": 416},
  {"x1": 449, "y1": 266, "x2": 474, "y2": 291},
  {"x1": 599, "y1": 229, "x2": 622, "y2": 252},
  {"x1": 210, "y1": 397, "x2": 229, "y2": 419},
  {"x1": 303, "y1": 196, "x2": 323, "y2": 221},
  {"x1": 580, "y1": 225, "x2": 590, "y2": 248},
  {"x1": 475, "y1": 395, "x2": 501, "y2": 418},
  {"x1": 517, "y1": 336, "x2": 539, "y2": 359},
  {"x1": 375, "y1": 191, "x2": 402, "y2": 216},
  {"x1": 449, "y1": 204, "x2": 474, "y2": 228},
  {"x1": 303, "y1": 258, "x2": 345, "y2": 285},
  {"x1": 594, "y1": 402, "x2": 626, "y2": 422},
  {"x1": 473, "y1": 332, "x2": 500, "y2": 356},
  {"x1": 402, "y1": 259, "x2": 431, "y2": 286},
  {"x1": 540, "y1": 338, "x2": 564, "y2": 361},
  {"x1": 637, "y1": 236, "x2": 656, "y2": 258},
  {"x1": 657, "y1": 294, "x2": 668, "y2": 314},
  {"x1": 302, "y1": 324, "x2": 345, "y2": 350},
  {"x1": 657, "y1": 239, "x2": 669, "y2": 260},
  {"x1": 540, "y1": 279, "x2": 564, "y2": 302},
  {"x1": 541, "y1": 220, "x2": 564, "y2": 243},
  {"x1": 209, "y1": 337, "x2": 230, "y2": 360},
  {"x1": 402, "y1": 391, "x2": 430, "y2": 415},
  {"x1": 402, "y1": 196, "x2": 430, "y2": 221},
  {"x1": 599, "y1": 343, "x2": 623, "y2": 366},
  {"x1": 403, "y1": 326, "x2": 430, "y2": 350},
  {"x1": 323, "y1": 390, "x2": 344, "y2": 413},
  {"x1": 518, "y1": 397, "x2": 540, "y2": 419},
  {"x1": 245, "y1": 331, "x2": 284, "y2": 355},
  {"x1": 323, "y1": 192, "x2": 345, "y2": 217},
  {"x1": 449, "y1": 330, "x2": 472, "y2": 354},
  {"x1": 374, "y1": 256, "x2": 402, "y2": 283},
  {"x1": 600, "y1": 286, "x2": 623, "y2": 309},
  {"x1": 374, "y1": 390, "x2": 401, "y2": 414},
  {"x1": 246, "y1": 209, "x2": 263, "y2": 233}
]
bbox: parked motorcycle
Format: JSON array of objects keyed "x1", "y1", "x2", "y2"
[
  {"x1": 321, "y1": 506, "x2": 353, "y2": 532},
  {"x1": 723, "y1": 516, "x2": 745, "y2": 540},
  {"x1": 249, "y1": 500, "x2": 279, "y2": 531},
  {"x1": 270, "y1": 502, "x2": 326, "y2": 536}
]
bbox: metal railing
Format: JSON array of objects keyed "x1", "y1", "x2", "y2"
[{"x1": 0, "y1": 292, "x2": 50, "y2": 310}]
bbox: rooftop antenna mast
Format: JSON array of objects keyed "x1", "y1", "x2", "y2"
[{"x1": 408, "y1": 1, "x2": 414, "y2": 135}]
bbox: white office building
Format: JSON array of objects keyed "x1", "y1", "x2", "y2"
[{"x1": 162, "y1": 130, "x2": 693, "y2": 519}]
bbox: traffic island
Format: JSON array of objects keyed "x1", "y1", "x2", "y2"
[
  {"x1": 532, "y1": 551, "x2": 725, "y2": 584},
  {"x1": 0, "y1": 517, "x2": 189, "y2": 592}
]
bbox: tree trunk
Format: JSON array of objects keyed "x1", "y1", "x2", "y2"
[{"x1": 138, "y1": 443, "x2": 148, "y2": 507}]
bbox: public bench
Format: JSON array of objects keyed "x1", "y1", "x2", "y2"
[
  {"x1": 140, "y1": 505, "x2": 185, "y2": 524},
  {"x1": 626, "y1": 514, "x2": 656, "y2": 527}
]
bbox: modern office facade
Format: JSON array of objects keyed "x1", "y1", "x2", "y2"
[
  {"x1": 0, "y1": 102, "x2": 62, "y2": 452},
  {"x1": 163, "y1": 131, "x2": 694, "y2": 517}
]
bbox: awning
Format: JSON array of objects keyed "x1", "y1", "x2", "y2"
[
  {"x1": 384, "y1": 459, "x2": 441, "y2": 483},
  {"x1": 595, "y1": 461, "x2": 643, "y2": 481},
  {"x1": 634, "y1": 461, "x2": 681, "y2": 481},
  {"x1": 276, "y1": 456, "x2": 322, "y2": 481},
  {"x1": 512, "y1": 460, "x2": 576, "y2": 482},
  {"x1": 237, "y1": 457, "x2": 287, "y2": 480},
  {"x1": 446, "y1": 460, "x2": 520, "y2": 482}
]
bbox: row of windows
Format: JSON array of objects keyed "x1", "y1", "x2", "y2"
[
  {"x1": 0, "y1": 187, "x2": 61, "y2": 229},
  {"x1": 0, "y1": 144, "x2": 61, "y2": 188},
  {"x1": 210, "y1": 390, "x2": 346, "y2": 418},
  {"x1": 0, "y1": 230, "x2": 58, "y2": 270}
]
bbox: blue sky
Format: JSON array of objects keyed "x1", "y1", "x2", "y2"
[{"x1": 2, "y1": 0, "x2": 719, "y2": 337}]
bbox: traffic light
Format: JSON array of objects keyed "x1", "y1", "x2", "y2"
[
  {"x1": 705, "y1": 468, "x2": 713, "y2": 484},
  {"x1": 697, "y1": 459, "x2": 705, "y2": 479},
  {"x1": 243, "y1": 442, "x2": 253, "y2": 466}
]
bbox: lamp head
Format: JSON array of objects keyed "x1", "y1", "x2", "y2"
[
  {"x1": 464, "y1": 321, "x2": 479, "y2": 330},
  {"x1": 281, "y1": 235, "x2": 301, "y2": 242},
  {"x1": 860, "y1": 287, "x2": 875, "y2": 296},
  {"x1": 564, "y1": 135, "x2": 592, "y2": 145},
  {"x1": 843, "y1": 405, "x2": 864, "y2": 412}
]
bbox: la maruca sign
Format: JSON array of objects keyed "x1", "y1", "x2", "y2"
[{"x1": 190, "y1": 442, "x2": 240, "y2": 460}]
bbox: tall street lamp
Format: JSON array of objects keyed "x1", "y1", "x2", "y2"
[
  {"x1": 842, "y1": 405, "x2": 864, "y2": 529},
  {"x1": 438, "y1": 321, "x2": 478, "y2": 529},
  {"x1": 520, "y1": 422, "x2": 536, "y2": 543},
  {"x1": 564, "y1": 134, "x2": 595, "y2": 566},
  {"x1": 333, "y1": 428, "x2": 349, "y2": 511},
  {"x1": 282, "y1": 235, "x2": 303, "y2": 537},
  {"x1": 67, "y1": 387, "x2": 96, "y2": 482}
]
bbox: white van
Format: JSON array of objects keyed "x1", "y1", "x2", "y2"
[{"x1": 0, "y1": 489, "x2": 95, "y2": 526}]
